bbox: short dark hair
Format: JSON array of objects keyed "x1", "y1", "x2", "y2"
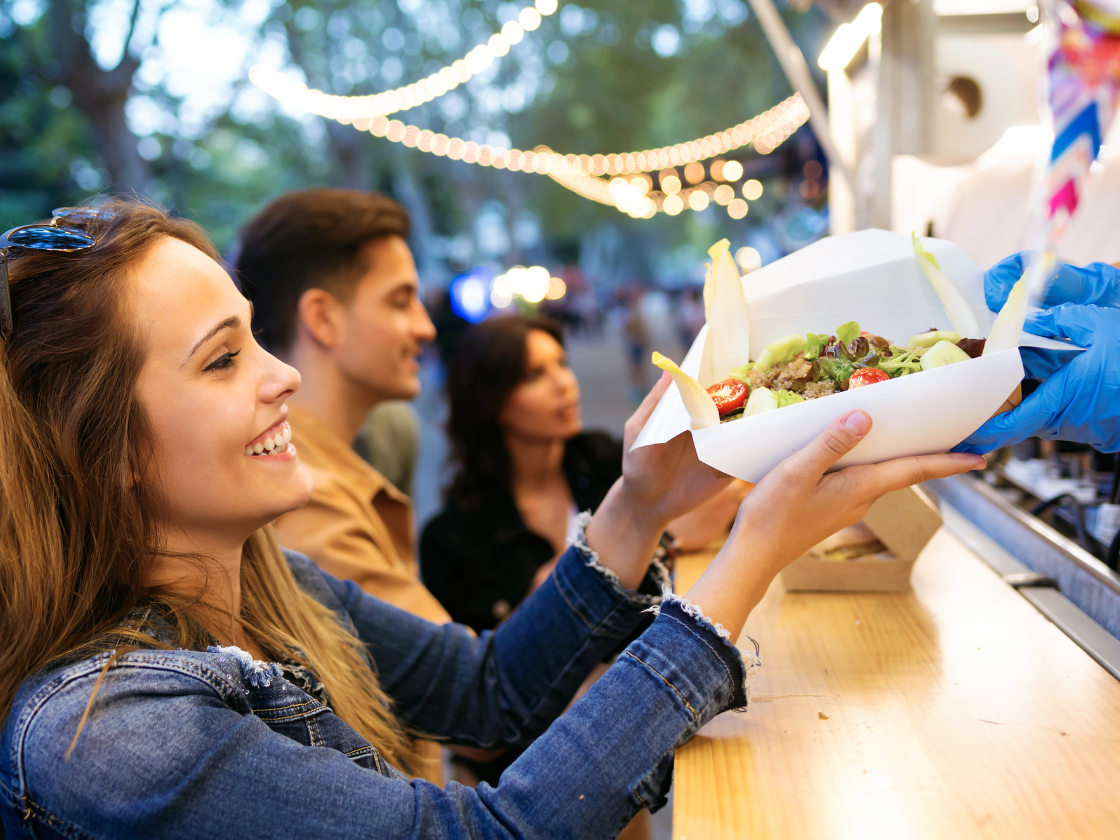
[
  {"x1": 446, "y1": 315, "x2": 565, "y2": 508},
  {"x1": 233, "y1": 188, "x2": 411, "y2": 353}
]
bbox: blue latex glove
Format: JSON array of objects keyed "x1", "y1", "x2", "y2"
[
  {"x1": 984, "y1": 252, "x2": 1120, "y2": 312},
  {"x1": 955, "y1": 304, "x2": 1120, "y2": 454}
]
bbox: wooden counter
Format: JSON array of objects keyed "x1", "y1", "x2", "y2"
[{"x1": 672, "y1": 526, "x2": 1120, "y2": 839}]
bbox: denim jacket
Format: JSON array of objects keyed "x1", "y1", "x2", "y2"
[{"x1": 0, "y1": 534, "x2": 756, "y2": 840}]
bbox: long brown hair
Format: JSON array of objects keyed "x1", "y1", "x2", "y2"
[
  {"x1": 0, "y1": 199, "x2": 416, "y2": 769},
  {"x1": 446, "y1": 315, "x2": 565, "y2": 508}
]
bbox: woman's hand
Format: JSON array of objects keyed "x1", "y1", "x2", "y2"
[
  {"x1": 667, "y1": 480, "x2": 752, "y2": 553},
  {"x1": 586, "y1": 373, "x2": 733, "y2": 589},
  {"x1": 618, "y1": 372, "x2": 734, "y2": 524},
  {"x1": 684, "y1": 410, "x2": 986, "y2": 640}
]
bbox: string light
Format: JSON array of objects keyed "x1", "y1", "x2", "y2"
[
  {"x1": 249, "y1": 0, "x2": 560, "y2": 124},
  {"x1": 368, "y1": 96, "x2": 804, "y2": 217},
  {"x1": 301, "y1": 94, "x2": 807, "y2": 218}
]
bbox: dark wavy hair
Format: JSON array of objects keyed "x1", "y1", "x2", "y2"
[{"x1": 446, "y1": 315, "x2": 565, "y2": 507}]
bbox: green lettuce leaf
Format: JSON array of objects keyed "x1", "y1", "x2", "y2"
[
  {"x1": 836, "y1": 321, "x2": 860, "y2": 346},
  {"x1": 804, "y1": 333, "x2": 830, "y2": 360}
]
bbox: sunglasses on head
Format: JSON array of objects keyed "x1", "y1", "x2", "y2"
[{"x1": 0, "y1": 208, "x2": 101, "y2": 340}]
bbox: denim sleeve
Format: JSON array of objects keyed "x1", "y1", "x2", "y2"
[
  {"x1": 317, "y1": 537, "x2": 673, "y2": 749},
  {"x1": 4, "y1": 600, "x2": 753, "y2": 840}
]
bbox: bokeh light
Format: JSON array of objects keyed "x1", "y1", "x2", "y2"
[
  {"x1": 803, "y1": 160, "x2": 823, "y2": 179},
  {"x1": 522, "y1": 265, "x2": 551, "y2": 302},
  {"x1": 722, "y1": 160, "x2": 744, "y2": 181},
  {"x1": 743, "y1": 179, "x2": 764, "y2": 200},
  {"x1": 714, "y1": 185, "x2": 735, "y2": 205},
  {"x1": 662, "y1": 175, "x2": 681, "y2": 195},
  {"x1": 688, "y1": 190, "x2": 709, "y2": 211},
  {"x1": 728, "y1": 199, "x2": 749, "y2": 219},
  {"x1": 710, "y1": 159, "x2": 725, "y2": 181},
  {"x1": 450, "y1": 269, "x2": 492, "y2": 322},
  {"x1": 520, "y1": 8, "x2": 542, "y2": 30},
  {"x1": 663, "y1": 194, "x2": 684, "y2": 215},
  {"x1": 683, "y1": 161, "x2": 705, "y2": 184},
  {"x1": 735, "y1": 246, "x2": 762, "y2": 271},
  {"x1": 546, "y1": 277, "x2": 567, "y2": 300},
  {"x1": 491, "y1": 265, "x2": 558, "y2": 307}
]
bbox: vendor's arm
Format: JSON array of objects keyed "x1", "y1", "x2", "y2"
[
  {"x1": 984, "y1": 252, "x2": 1120, "y2": 311},
  {"x1": 956, "y1": 304, "x2": 1120, "y2": 454}
]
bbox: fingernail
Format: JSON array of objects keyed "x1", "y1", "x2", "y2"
[
  {"x1": 844, "y1": 411, "x2": 871, "y2": 436},
  {"x1": 970, "y1": 455, "x2": 987, "y2": 469}
]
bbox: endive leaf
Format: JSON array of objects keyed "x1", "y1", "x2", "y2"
[
  {"x1": 652, "y1": 351, "x2": 720, "y2": 430},
  {"x1": 983, "y1": 270, "x2": 1029, "y2": 356},
  {"x1": 699, "y1": 238, "x2": 752, "y2": 387},
  {"x1": 912, "y1": 233, "x2": 981, "y2": 339}
]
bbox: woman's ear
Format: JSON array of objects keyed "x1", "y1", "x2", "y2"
[{"x1": 296, "y1": 288, "x2": 343, "y2": 350}]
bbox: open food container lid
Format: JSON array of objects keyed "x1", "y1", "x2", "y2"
[{"x1": 632, "y1": 229, "x2": 1063, "y2": 483}]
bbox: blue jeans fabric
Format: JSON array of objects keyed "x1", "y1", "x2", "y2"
[{"x1": 1, "y1": 542, "x2": 751, "y2": 839}]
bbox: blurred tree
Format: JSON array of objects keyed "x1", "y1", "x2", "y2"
[
  {"x1": 1, "y1": 0, "x2": 830, "y2": 274},
  {"x1": 0, "y1": 16, "x2": 92, "y2": 223},
  {"x1": 45, "y1": 0, "x2": 148, "y2": 189}
]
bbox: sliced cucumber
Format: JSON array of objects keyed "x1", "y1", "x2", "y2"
[
  {"x1": 907, "y1": 330, "x2": 960, "y2": 350},
  {"x1": 753, "y1": 332, "x2": 806, "y2": 371},
  {"x1": 744, "y1": 386, "x2": 779, "y2": 416},
  {"x1": 919, "y1": 340, "x2": 971, "y2": 371}
]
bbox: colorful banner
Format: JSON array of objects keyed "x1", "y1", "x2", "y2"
[{"x1": 1043, "y1": 0, "x2": 1120, "y2": 246}]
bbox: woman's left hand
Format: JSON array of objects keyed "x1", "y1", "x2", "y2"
[
  {"x1": 585, "y1": 373, "x2": 734, "y2": 589},
  {"x1": 618, "y1": 372, "x2": 735, "y2": 526}
]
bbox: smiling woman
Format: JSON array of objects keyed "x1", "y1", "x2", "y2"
[{"x1": 0, "y1": 199, "x2": 986, "y2": 839}]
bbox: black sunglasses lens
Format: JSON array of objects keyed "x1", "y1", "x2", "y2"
[{"x1": 7, "y1": 226, "x2": 96, "y2": 250}]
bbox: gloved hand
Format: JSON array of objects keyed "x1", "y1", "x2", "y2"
[
  {"x1": 984, "y1": 252, "x2": 1120, "y2": 312},
  {"x1": 955, "y1": 304, "x2": 1120, "y2": 454}
]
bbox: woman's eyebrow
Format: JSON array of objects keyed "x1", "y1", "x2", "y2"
[{"x1": 183, "y1": 315, "x2": 241, "y2": 365}]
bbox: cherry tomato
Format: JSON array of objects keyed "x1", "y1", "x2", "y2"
[
  {"x1": 706, "y1": 378, "x2": 749, "y2": 415},
  {"x1": 848, "y1": 368, "x2": 890, "y2": 388}
]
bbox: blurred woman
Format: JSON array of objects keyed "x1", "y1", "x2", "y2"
[
  {"x1": 0, "y1": 201, "x2": 983, "y2": 839},
  {"x1": 421, "y1": 316, "x2": 744, "y2": 634}
]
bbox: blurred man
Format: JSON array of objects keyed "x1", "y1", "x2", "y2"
[{"x1": 234, "y1": 188, "x2": 449, "y2": 624}]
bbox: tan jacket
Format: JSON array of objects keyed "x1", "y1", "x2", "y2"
[
  {"x1": 274, "y1": 404, "x2": 451, "y2": 782},
  {"x1": 275, "y1": 405, "x2": 451, "y2": 625}
]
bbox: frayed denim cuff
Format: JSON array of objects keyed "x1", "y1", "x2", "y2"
[
  {"x1": 645, "y1": 596, "x2": 761, "y2": 714},
  {"x1": 569, "y1": 510, "x2": 673, "y2": 607}
]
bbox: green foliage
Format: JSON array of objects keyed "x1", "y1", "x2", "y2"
[{"x1": 0, "y1": 0, "x2": 831, "y2": 272}]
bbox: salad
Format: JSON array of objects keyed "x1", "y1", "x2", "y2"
[
  {"x1": 709, "y1": 322, "x2": 986, "y2": 424},
  {"x1": 652, "y1": 233, "x2": 1028, "y2": 431}
]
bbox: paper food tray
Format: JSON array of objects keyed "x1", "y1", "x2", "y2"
[{"x1": 633, "y1": 229, "x2": 1072, "y2": 484}]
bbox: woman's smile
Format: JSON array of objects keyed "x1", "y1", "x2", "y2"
[{"x1": 244, "y1": 419, "x2": 295, "y2": 459}]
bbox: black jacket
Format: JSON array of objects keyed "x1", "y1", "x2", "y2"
[{"x1": 420, "y1": 432, "x2": 623, "y2": 633}]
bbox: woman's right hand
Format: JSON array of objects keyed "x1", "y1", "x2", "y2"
[{"x1": 683, "y1": 410, "x2": 987, "y2": 640}]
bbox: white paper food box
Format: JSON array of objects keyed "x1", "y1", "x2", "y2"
[{"x1": 633, "y1": 229, "x2": 1045, "y2": 483}]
